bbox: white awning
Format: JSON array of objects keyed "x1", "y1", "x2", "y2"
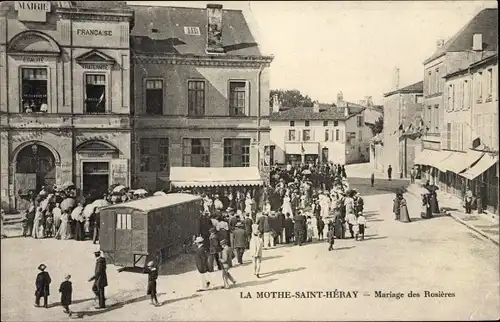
[
  {"x1": 414, "y1": 150, "x2": 431, "y2": 165},
  {"x1": 303, "y1": 142, "x2": 319, "y2": 154},
  {"x1": 285, "y1": 143, "x2": 302, "y2": 155},
  {"x1": 169, "y1": 167, "x2": 263, "y2": 188},
  {"x1": 440, "y1": 150, "x2": 484, "y2": 174},
  {"x1": 459, "y1": 154, "x2": 498, "y2": 180},
  {"x1": 427, "y1": 151, "x2": 454, "y2": 172}
]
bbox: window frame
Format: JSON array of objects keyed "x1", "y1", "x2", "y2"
[
  {"x1": 187, "y1": 79, "x2": 206, "y2": 117},
  {"x1": 324, "y1": 129, "x2": 329, "y2": 142},
  {"x1": 182, "y1": 138, "x2": 211, "y2": 167},
  {"x1": 302, "y1": 129, "x2": 311, "y2": 142},
  {"x1": 139, "y1": 138, "x2": 170, "y2": 173},
  {"x1": 144, "y1": 78, "x2": 164, "y2": 115},
  {"x1": 20, "y1": 66, "x2": 49, "y2": 113},
  {"x1": 333, "y1": 120, "x2": 339, "y2": 127},
  {"x1": 288, "y1": 129, "x2": 296, "y2": 141},
  {"x1": 486, "y1": 68, "x2": 493, "y2": 100},
  {"x1": 84, "y1": 72, "x2": 107, "y2": 114},
  {"x1": 228, "y1": 80, "x2": 249, "y2": 117},
  {"x1": 305, "y1": 120, "x2": 310, "y2": 127},
  {"x1": 323, "y1": 120, "x2": 328, "y2": 127},
  {"x1": 223, "y1": 138, "x2": 251, "y2": 167},
  {"x1": 357, "y1": 115, "x2": 363, "y2": 127},
  {"x1": 290, "y1": 120, "x2": 295, "y2": 127},
  {"x1": 116, "y1": 213, "x2": 132, "y2": 230}
]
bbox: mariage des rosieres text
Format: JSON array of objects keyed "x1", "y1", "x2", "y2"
[{"x1": 240, "y1": 290, "x2": 456, "y2": 300}]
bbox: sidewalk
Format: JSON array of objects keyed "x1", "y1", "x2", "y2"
[{"x1": 406, "y1": 183, "x2": 499, "y2": 246}]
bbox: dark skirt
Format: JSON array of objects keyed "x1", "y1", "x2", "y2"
[{"x1": 147, "y1": 281, "x2": 157, "y2": 295}]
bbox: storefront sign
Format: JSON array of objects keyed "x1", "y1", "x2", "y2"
[
  {"x1": 22, "y1": 57, "x2": 44, "y2": 63},
  {"x1": 76, "y1": 29, "x2": 113, "y2": 37},
  {"x1": 81, "y1": 64, "x2": 109, "y2": 70},
  {"x1": 15, "y1": 1, "x2": 51, "y2": 22}
]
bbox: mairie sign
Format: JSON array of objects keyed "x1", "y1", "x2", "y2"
[{"x1": 15, "y1": 1, "x2": 51, "y2": 22}]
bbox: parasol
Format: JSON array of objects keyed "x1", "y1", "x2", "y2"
[
  {"x1": 416, "y1": 187, "x2": 431, "y2": 195},
  {"x1": 71, "y1": 205, "x2": 83, "y2": 220},
  {"x1": 112, "y1": 185, "x2": 126, "y2": 193},
  {"x1": 153, "y1": 191, "x2": 167, "y2": 196},
  {"x1": 302, "y1": 169, "x2": 312, "y2": 175},
  {"x1": 83, "y1": 204, "x2": 97, "y2": 218},
  {"x1": 134, "y1": 189, "x2": 148, "y2": 195},
  {"x1": 60, "y1": 198, "x2": 75, "y2": 211},
  {"x1": 92, "y1": 199, "x2": 110, "y2": 208}
]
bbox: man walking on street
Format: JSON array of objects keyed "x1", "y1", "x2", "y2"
[
  {"x1": 244, "y1": 213, "x2": 253, "y2": 249},
  {"x1": 388, "y1": 165, "x2": 393, "y2": 181},
  {"x1": 249, "y1": 224, "x2": 264, "y2": 278},
  {"x1": 88, "y1": 251, "x2": 108, "y2": 309},
  {"x1": 257, "y1": 211, "x2": 273, "y2": 249},
  {"x1": 233, "y1": 222, "x2": 247, "y2": 264}
]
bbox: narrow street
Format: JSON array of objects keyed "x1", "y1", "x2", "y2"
[{"x1": 1, "y1": 165, "x2": 499, "y2": 321}]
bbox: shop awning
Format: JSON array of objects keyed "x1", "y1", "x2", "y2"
[
  {"x1": 285, "y1": 143, "x2": 301, "y2": 155},
  {"x1": 440, "y1": 150, "x2": 484, "y2": 174},
  {"x1": 414, "y1": 150, "x2": 431, "y2": 165},
  {"x1": 427, "y1": 150, "x2": 454, "y2": 172},
  {"x1": 169, "y1": 167, "x2": 263, "y2": 188},
  {"x1": 459, "y1": 154, "x2": 498, "y2": 180}
]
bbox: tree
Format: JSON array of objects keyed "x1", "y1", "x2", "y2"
[
  {"x1": 270, "y1": 89, "x2": 314, "y2": 108},
  {"x1": 369, "y1": 116, "x2": 384, "y2": 136}
]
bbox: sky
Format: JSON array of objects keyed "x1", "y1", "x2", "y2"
[{"x1": 127, "y1": 1, "x2": 497, "y2": 105}]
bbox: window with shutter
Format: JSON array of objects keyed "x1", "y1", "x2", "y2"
[{"x1": 145, "y1": 79, "x2": 163, "y2": 115}]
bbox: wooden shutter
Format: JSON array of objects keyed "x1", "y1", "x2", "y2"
[{"x1": 245, "y1": 81, "x2": 251, "y2": 116}]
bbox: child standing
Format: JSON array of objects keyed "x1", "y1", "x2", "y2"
[
  {"x1": 356, "y1": 213, "x2": 367, "y2": 241},
  {"x1": 327, "y1": 222, "x2": 335, "y2": 251},
  {"x1": 145, "y1": 261, "x2": 160, "y2": 306},
  {"x1": 59, "y1": 274, "x2": 72, "y2": 316}
]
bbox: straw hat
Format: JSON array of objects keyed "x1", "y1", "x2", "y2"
[{"x1": 194, "y1": 236, "x2": 204, "y2": 243}]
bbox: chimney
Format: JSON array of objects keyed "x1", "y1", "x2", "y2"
[
  {"x1": 472, "y1": 33, "x2": 483, "y2": 51},
  {"x1": 344, "y1": 105, "x2": 349, "y2": 117},
  {"x1": 337, "y1": 91, "x2": 344, "y2": 107},
  {"x1": 365, "y1": 96, "x2": 373, "y2": 107},
  {"x1": 393, "y1": 67, "x2": 400, "y2": 90},
  {"x1": 206, "y1": 4, "x2": 224, "y2": 54},
  {"x1": 272, "y1": 94, "x2": 281, "y2": 113},
  {"x1": 313, "y1": 101, "x2": 320, "y2": 113},
  {"x1": 436, "y1": 39, "x2": 445, "y2": 49}
]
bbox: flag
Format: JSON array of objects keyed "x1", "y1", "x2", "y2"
[{"x1": 301, "y1": 143, "x2": 305, "y2": 153}]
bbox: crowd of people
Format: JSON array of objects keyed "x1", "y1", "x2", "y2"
[{"x1": 190, "y1": 162, "x2": 371, "y2": 291}]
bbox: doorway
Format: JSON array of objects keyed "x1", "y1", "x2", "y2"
[
  {"x1": 82, "y1": 162, "x2": 109, "y2": 201},
  {"x1": 321, "y1": 148, "x2": 329, "y2": 163}
]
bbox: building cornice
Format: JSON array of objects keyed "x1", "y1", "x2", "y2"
[
  {"x1": 55, "y1": 8, "x2": 134, "y2": 22},
  {"x1": 132, "y1": 53, "x2": 273, "y2": 68}
]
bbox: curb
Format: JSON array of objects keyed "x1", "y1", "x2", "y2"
[
  {"x1": 447, "y1": 212, "x2": 499, "y2": 246},
  {"x1": 405, "y1": 188, "x2": 499, "y2": 246}
]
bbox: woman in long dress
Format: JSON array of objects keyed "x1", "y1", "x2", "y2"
[
  {"x1": 399, "y1": 196, "x2": 411, "y2": 223},
  {"x1": 244, "y1": 193, "x2": 254, "y2": 216},
  {"x1": 421, "y1": 194, "x2": 433, "y2": 219},
  {"x1": 32, "y1": 207, "x2": 44, "y2": 239},
  {"x1": 55, "y1": 211, "x2": 71, "y2": 240},
  {"x1": 281, "y1": 192, "x2": 293, "y2": 217},
  {"x1": 333, "y1": 206, "x2": 345, "y2": 239}
]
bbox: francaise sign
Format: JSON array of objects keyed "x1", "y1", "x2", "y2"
[{"x1": 15, "y1": 1, "x2": 51, "y2": 22}]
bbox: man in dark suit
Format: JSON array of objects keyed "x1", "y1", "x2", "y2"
[
  {"x1": 196, "y1": 211, "x2": 213, "y2": 249},
  {"x1": 228, "y1": 211, "x2": 239, "y2": 248},
  {"x1": 284, "y1": 214, "x2": 294, "y2": 243},
  {"x1": 276, "y1": 211, "x2": 286, "y2": 244},
  {"x1": 293, "y1": 211, "x2": 306, "y2": 246},
  {"x1": 88, "y1": 251, "x2": 108, "y2": 309},
  {"x1": 244, "y1": 213, "x2": 253, "y2": 249},
  {"x1": 34, "y1": 263, "x2": 51, "y2": 308},
  {"x1": 232, "y1": 222, "x2": 247, "y2": 264}
]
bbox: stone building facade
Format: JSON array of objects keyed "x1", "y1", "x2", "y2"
[
  {"x1": 382, "y1": 81, "x2": 423, "y2": 177},
  {"x1": 129, "y1": 4, "x2": 273, "y2": 191},
  {"x1": 0, "y1": 1, "x2": 133, "y2": 210}
]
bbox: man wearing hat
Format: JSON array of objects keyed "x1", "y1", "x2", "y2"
[
  {"x1": 88, "y1": 251, "x2": 108, "y2": 309},
  {"x1": 34, "y1": 264, "x2": 52, "y2": 308},
  {"x1": 233, "y1": 222, "x2": 247, "y2": 264},
  {"x1": 208, "y1": 228, "x2": 223, "y2": 272},
  {"x1": 194, "y1": 236, "x2": 211, "y2": 291}
]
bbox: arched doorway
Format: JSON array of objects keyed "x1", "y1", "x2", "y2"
[{"x1": 16, "y1": 143, "x2": 56, "y2": 194}]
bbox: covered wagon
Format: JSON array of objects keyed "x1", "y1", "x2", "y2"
[{"x1": 99, "y1": 193, "x2": 202, "y2": 268}]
